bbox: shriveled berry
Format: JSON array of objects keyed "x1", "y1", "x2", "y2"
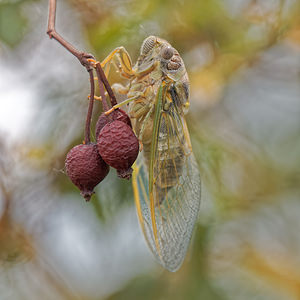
[
  {"x1": 95, "y1": 109, "x2": 131, "y2": 138},
  {"x1": 97, "y1": 120, "x2": 139, "y2": 179},
  {"x1": 113, "y1": 108, "x2": 132, "y2": 127},
  {"x1": 65, "y1": 143, "x2": 109, "y2": 201}
]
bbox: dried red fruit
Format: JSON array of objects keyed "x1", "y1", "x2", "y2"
[
  {"x1": 97, "y1": 120, "x2": 139, "y2": 179},
  {"x1": 113, "y1": 108, "x2": 132, "y2": 127},
  {"x1": 65, "y1": 143, "x2": 109, "y2": 201},
  {"x1": 95, "y1": 109, "x2": 131, "y2": 138}
]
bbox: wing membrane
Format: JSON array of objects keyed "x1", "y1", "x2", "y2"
[{"x1": 132, "y1": 84, "x2": 201, "y2": 272}]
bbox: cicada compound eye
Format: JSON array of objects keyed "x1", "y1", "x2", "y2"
[
  {"x1": 141, "y1": 36, "x2": 156, "y2": 55},
  {"x1": 161, "y1": 46, "x2": 174, "y2": 60}
]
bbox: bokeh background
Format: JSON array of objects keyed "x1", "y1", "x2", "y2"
[{"x1": 1, "y1": 0, "x2": 300, "y2": 299}]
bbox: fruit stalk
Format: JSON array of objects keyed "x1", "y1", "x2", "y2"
[
  {"x1": 84, "y1": 69, "x2": 95, "y2": 144},
  {"x1": 95, "y1": 66, "x2": 110, "y2": 112},
  {"x1": 47, "y1": 0, "x2": 95, "y2": 71},
  {"x1": 46, "y1": 0, "x2": 117, "y2": 104},
  {"x1": 95, "y1": 62, "x2": 117, "y2": 107}
]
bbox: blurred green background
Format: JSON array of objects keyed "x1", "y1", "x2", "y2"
[{"x1": 0, "y1": 0, "x2": 300, "y2": 299}]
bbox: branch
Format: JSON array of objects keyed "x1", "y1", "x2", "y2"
[
  {"x1": 47, "y1": 0, "x2": 119, "y2": 142},
  {"x1": 46, "y1": 0, "x2": 118, "y2": 107},
  {"x1": 47, "y1": 0, "x2": 94, "y2": 70},
  {"x1": 84, "y1": 70, "x2": 95, "y2": 144},
  {"x1": 95, "y1": 62, "x2": 117, "y2": 106},
  {"x1": 95, "y1": 69, "x2": 110, "y2": 112}
]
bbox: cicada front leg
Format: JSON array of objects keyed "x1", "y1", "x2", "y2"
[
  {"x1": 101, "y1": 46, "x2": 135, "y2": 79},
  {"x1": 96, "y1": 47, "x2": 137, "y2": 104},
  {"x1": 110, "y1": 83, "x2": 130, "y2": 95},
  {"x1": 129, "y1": 99, "x2": 155, "y2": 144},
  {"x1": 104, "y1": 93, "x2": 144, "y2": 115}
]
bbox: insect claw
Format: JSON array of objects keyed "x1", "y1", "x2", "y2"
[
  {"x1": 87, "y1": 58, "x2": 98, "y2": 67},
  {"x1": 139, "y1": 140, "x2": 143, "y2": 152},
  {"x1": 104, "y1": 107, "x2": 115, "y2": 116},
  {"x1": 88, "y1": 94, "x2": 102, "y2": 101},
  {"x1": 94, "y1": 95, "x2": 102, "y2": 101}
]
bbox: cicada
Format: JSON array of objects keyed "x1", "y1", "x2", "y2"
[{"x1": 101, "y1": 36, "x2": 201, "y2": 271}]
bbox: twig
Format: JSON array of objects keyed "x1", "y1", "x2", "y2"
[
  {"x1": 47, "y1": 0, "x2": 118, "y2": 105},
  {"x1": 95, "y1": 62, "x2": 117, "y2": 106},
  {"x1": 84, "y1": 70, "x2": 95, "y2": 144},
  {"x1": 47, "y1": 0, "x2": 94, "y2": 70},
  {"x1": 47, "y1": 0, "x2": 119, "y2": 142},
  {"x1": 96, "y1": 72, "x2": 110, "y2": 112}
]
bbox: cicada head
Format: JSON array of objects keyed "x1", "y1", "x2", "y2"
[{"x1": 135, "y1": 36, "x2": 187, "y2": 82}]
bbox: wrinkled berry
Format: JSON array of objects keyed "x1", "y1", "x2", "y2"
[
  {"x1": 65, "y1": 143, "x2": 109, "y2": 201},
  {"x1": 95, "y1": 109, "x2": 131, "y2": 138},
  {"x1": 97, "y1": 120, "x2": 139, "y2": 179}
]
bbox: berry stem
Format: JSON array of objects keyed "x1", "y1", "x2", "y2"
[
  {"x1": 47, "y1": 0, "x2": 94, "y2": 71},
  {"x1": 46, "y1": 0, "x2": 117, "y2": 107},
  {"x1": 84, "y1": 70, "x2": 95, "y2": 144},
  {"x1": 95, "y1": 62, "x2": 117, "y2": 107},
  {"x1": 96, "y1": 69, "x2": 110, "y2": 112}
]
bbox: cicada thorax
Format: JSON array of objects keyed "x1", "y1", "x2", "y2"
[{"x1": 130, "y1": 79, "x2": 189, "y2": 205}]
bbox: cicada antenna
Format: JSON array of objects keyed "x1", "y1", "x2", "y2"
[{"x1": 138, "y1": 23, "x2": 159, "y2": 39}]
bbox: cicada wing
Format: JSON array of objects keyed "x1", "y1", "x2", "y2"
[{"x1": 132, "y1": 88, "x2": 201, "y2": 272}]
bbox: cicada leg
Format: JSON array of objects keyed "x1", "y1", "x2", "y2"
[
  {"x1": 128, "y1": 99, "x2": 155, "y2": 145},
  {"x1": 101, "y1": 47, "x2": 135, "y2": 79},
  {"x1": 104, "y1": 94, "x2": 142, "y2": 115},
  {"x1": 97, "y1": 47, "x2": 137, "y2": 102},
  {"x1": 137, "y1": 104, "x2": 155, "y2": 141},
  {"x1": 110, "y1": 83, "x2": 130, "y2": 95}
]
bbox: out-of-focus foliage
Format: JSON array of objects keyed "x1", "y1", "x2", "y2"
[
  {"x1": 0, "y1": 0, "x2": 30, "y2": 47},
  {"x1": 0, "y1": 0, "x2": 300, "y2": 299}
]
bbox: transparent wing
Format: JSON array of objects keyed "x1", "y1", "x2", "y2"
[{"x1": 132, "y1": 85, "x2": 201, "y2": 272}]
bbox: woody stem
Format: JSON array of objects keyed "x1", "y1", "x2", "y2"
[
  {"x1": 95, "y1": 62, "x2": 117, "y2": 106},
  {"x1": 84, "y1": 70, "x2": 95, "y2": 144},
  {"x1": 46, "y1": 0, "x2": 118, "y2": 140},
  {"x1": 47, "y1": 0, "x2": 94, "y2": 70}
]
